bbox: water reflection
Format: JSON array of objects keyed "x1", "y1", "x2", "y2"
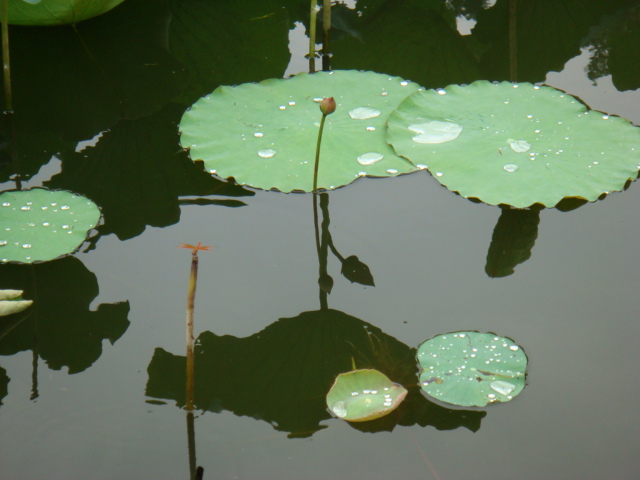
[
  {"x1": 147, "y1": 191, "x2": 484, "y2": 437},
  {"x1": 485, "y1": 206, "x2": 540, "y2": 278},
  {"x1": 0, "y1": 257, "x2": 130, "y2": 399}
]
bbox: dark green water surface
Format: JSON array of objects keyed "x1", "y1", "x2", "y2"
[{"x1": 1, "y1": 1, "x2": 640, "y2": 478}]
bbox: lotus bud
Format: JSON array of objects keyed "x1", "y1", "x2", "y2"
[{"x1": 320, "y1": 97, "x2": 336, "y2": 115}]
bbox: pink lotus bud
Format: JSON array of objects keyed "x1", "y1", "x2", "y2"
[{"x1": 320, "y1": 97, "x2": 336, "y2": 115}]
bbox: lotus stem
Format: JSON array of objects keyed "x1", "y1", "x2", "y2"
[
  {"x1": 185, "y1": 251, "x2": 198, "y2": 412},
  {"x1": 312, "y1": 114, "x2": 326, "y2": 193},
  {"x1": 313, "y1": 97, "x2": 336, "y2": 192},
  {"x1": 308, "y1": 0, "x2": 317, "y2": 73}
]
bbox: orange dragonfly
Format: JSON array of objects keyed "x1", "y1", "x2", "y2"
[{"x1": 178, "y1": 242, "x2": 213, "y2": 256}]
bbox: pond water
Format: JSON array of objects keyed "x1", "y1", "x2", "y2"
[{"x1": 2, "y1": 1, "x2": 640, "y2": 479}]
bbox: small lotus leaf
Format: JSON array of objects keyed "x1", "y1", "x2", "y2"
[
  {"x1": 326, "y1": 369, "x2": 407, "y2": 422},
  {"x1": 0, "y1": 188, "x2": 100, "y2": 264},
  {"x1": 0, "y1": 289, "x2": 32, "y2": 316},
  {"x1": 387, "y1": 81, "x2": 640, "y2": 208},
  {"x1": 417, "y1": 331, "x2": 527, "y2": 408},
  {"x1": 179, "y1": 70, "x2": 421, "y2": 193}
]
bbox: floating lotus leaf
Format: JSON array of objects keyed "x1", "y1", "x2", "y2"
[
  {"x1": 0, "y1": 188, "x2": 100, "y2": 264},
  {"x1": 0, "y1": 289, "x2": 32, "y2": 316},
  {"x1": 417, "y1": 331, "x2": 527, "y2": 408},
  {"x1": 326, "y1": 369, "x2": 408, "y2": 422},
  {"x1": 4, "y1": 0, "x2": 126, "y2": 25},
  {"x1": 387, "y1": 81, "x2": 640, "y2": 208},
  {"x1": 179, "y1": 70, "x2": 421, "y2": 193}
]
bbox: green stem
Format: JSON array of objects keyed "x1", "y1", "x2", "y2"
[
  {"x1": 312, "y1": 113, "x2": 326, "y2": 192},
  {"x1": 308, "y1": 0, "x2": 317, "y2": 73}
]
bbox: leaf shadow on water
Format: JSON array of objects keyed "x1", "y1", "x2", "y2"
[
  {"x1": 146, "y1": 308, "x2": 485, "y2": 438},
  {"x1": 0, "y1": 257, "x2": 130, "y2": 376}
]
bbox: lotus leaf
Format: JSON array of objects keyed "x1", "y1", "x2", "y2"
[
  {"x1": 0, "y1": 188, "x2": 100, "y2": 264},
  {"x1": 387, "y1": 81, "x2": 640, "y2": 208},
  {"x1": 4, "y1": 0, "x2": 126, "y2": 25},
  {"x1": 417, "y1": 331, "x2": 527, "y2": 408},
  {"x1": 326, "y1": 369, "x2": 407, "y2": 422},
  {"x1": 179, "y1": 70, "x2": 421, "y2": 193}
]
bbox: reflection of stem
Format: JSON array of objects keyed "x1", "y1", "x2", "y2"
[
  {"x1": 322, "y1": 0, "x2": 331, "y2": 72},
  {"x1": 1, "y1": 0, "x2": 12, "y2": 113},
  {"x1": 1, "y1": 0, "x2": 21, "y2": 190},
  {"x1": 308, "y1": 0, "x2": 317, "y2": 73},
  {"x1": 186, "y1": 410, "x2": 197, "y2": 480},
  {"x1": 509, "y1": 0, "x2": 517, "y2": 82},
  {"x1": 312, "y1": 192, "x2": 328, "y2": 310}
]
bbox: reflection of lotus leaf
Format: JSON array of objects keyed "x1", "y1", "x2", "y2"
[
  {"x1": 387, "y1": 81, "x2": 640, "y2": 208},
  {"x1": 417, "y1": 331, "x2": 528, "y2": 408},
  {"x1": 179, "y1": 70, "x2": 421, "y2": 193},
  {"x1": 326, "y1": 369, "x2": 407, "y2": 422},
  {"x1": 6, "y1": 0, "x2": 126, "y2": 25},
  {"x1": 0, "y1": 188, "x2": 100, "y2": 264}
]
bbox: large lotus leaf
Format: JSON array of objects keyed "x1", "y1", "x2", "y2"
[
  {"x1": 179, "y1": 70, "x2": 421, "y2": 193},
  {"x1": 3, "y1": 0, "x2": 126, "y2": 25},
  {"x1": 0, "y1": 188, "x2": 100, "y2": 264},
  {"x1": 417, "y1": 331, "x2": 528, "y2": 408},
  {"x1": 387, "y1": 81, "x2": 640, "y2": 208},
  {"x1": 326, "y1": 369, "x2": 408, "y2": 422}
]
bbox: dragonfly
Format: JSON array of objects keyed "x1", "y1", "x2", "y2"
[{"x1": 178, "y1": 242, "x2": 213, "y2": 256}]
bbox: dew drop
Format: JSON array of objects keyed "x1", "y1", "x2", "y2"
[
  {"x1": 61, "y1": 205, "x2": 70, "y2": 210},
  {"x1": 410, "y1": 121, "x2": 462, "y2": 144},
  {"x1": 386, "y1": 168, "x2": 398, "y2": 174},
  {"x1": 490, "y1": 380, "x2": 515, "y2": 396},
  {"x1": 278, "y1": 105, "x2": 286, "y2": 110},
  {"x1": 400, "y1": 80, "x2": 409, "y2": 86},
  {"x1": 437, "y1": 89, "x2": 447, "y2": 95},
  {"x1": 0, "y1": 240, "x2": 6, "y2": 246},
  {"x1": 22, "y1": 244, "x2": 32, "y2": 249},
  {"x1": 20, "y1": 206, "x2": 31, "y2": 211},
  {"x1": 254, "y1": 132, "x2": 264, "y2": 138},
  {"x1": 351, "y1": 392, "x2": 359, "y2": 396},
  {"x1": 331, "y1": 401, "x2": 348, "y2": 418},
  {"x1": 509, "y1": 139, "x2": 531, "y2": 153},
  {"x1": 357, "y1": 152, "x2": 383, "y2": 165},
  {"x1": 593, "y1": 161, "x2": 599, "y2": 165},
  {"x1": 313, "y1": 97, "x2": 323, "y2": 103},
  {"x1": 349, "y1": 106, "x2": 381, "y2": 120},
  {"x1": 1, "y1": 202, "x2": 10, "y2": 207},
  {"x1": 380, "y1": 91, "x2": 388, "y2": 97},
  {"x1": 258, "y1": 149, "x2": 276, "y2": 159},
  {"x1": 288, "y1": 101, "x2": 296, "y2": 106},
  {"x1": 504, "y1": 164, "x2": 519, "y2": 172},
  {"x1": 509, "y1": 345, "x2": 519, "y2": 351},
  {"x1": 365, "y1": 126, "x2": 376, "y2": 132},
  {"x1": 435, "y1": 172, "x2": 443, "y2": 177},
  {"x1": 42, "y1": 222, "x2": 50, "y2": 227},
  {"x1": 602, "y1": 115, "x2": 609, "y2": 120},
  {"x1": 416, "y1": 164, "x2": 428, "y2": 170}
]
